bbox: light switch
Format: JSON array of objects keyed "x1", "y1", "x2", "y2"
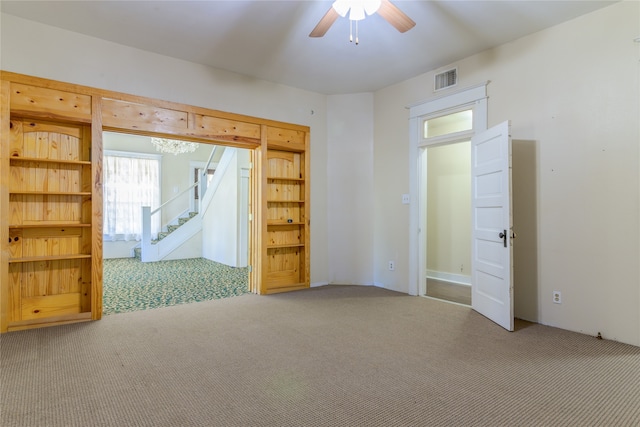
[{"x1": 402, "y1": 194, "x2": 410, "y2": 204}]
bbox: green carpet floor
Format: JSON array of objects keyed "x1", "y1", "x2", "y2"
[{"x1": 103, "y1": 257, "x2": 249, "y2": 315}]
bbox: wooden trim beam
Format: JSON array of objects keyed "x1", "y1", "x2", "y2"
[
  {"x1": 0, "y1": 80, "x2": 11, "y2": 333},
  {"x1": 91, "y1": 96, "x2": 103, "y2": 320}
]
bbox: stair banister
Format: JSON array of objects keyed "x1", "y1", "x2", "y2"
[
  {"x1": 150, "y1": 180, "x2": 199, "y2": 217},
  {"x1": 140, "y1": 145, "x2": 218, "y2": 261}
]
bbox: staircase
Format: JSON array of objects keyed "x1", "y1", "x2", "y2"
[
  {"x1": 136, "y1": 146, "x2": 237, "y2": 262},
  {"x1": 133, "y1": 211, "x2": 198, "y2": 260}
]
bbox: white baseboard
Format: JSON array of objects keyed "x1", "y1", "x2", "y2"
[{"x1": 426, "y1": 270, "x2": 471, "y2": 286}]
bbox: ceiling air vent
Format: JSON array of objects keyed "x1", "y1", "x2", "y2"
[{"x1": 434, "y1": 68, "x2": 457, "y2": 91}]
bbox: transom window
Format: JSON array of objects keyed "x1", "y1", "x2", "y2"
[{"x1": 423, "y1": 109, "x2": 473, "y2": 139}]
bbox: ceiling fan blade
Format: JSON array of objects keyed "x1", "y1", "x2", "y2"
[
  {"x1": 378, "y1": 0, "x2": 416, "y2": 33},
  {"x1": 309, "y1": 7, "x2": 340, "y2": 37}
]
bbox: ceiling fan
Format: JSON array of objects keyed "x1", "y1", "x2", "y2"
[{"x1": 309, "y1": 0, "x2": 416, "y2": 41}]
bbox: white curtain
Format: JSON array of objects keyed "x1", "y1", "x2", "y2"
[{"x1": 103, "y1": 154, "x2": 160, "y2": 241}]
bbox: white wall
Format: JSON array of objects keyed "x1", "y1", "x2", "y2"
[
  {"x1": 162, "y1": 233, "x2": 203, "y2": 261},
  {"x1": 201, "y1": 149, "x2": 251, "y2": 267},
  {"x1": 1, "y1": 13, "x2": 329, "y2": 285},
  {"x1": 327, "y1": 94, "x2": 375, "y2": 285},
  {"x1": 374, "y1": 2, "x2": 639, "y2": 346}
]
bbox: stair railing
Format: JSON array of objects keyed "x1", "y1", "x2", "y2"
[{"x1": 140, "y1": 146, "x2": 217, "y2": 261}]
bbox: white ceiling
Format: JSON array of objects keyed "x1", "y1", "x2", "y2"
[{"x1": 1, "y1": 0, "x2": 616, "y2": 94}]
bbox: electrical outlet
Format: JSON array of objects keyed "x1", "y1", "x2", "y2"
[
  {"x1": 388, "y1": 261, "x2": 395, "y2": 271},
  {"x1": 402, "y1": 194, "x2": 410, "y2": 205},
  {"x1": 553, "y1": 291, "x2": 562, "y2": 304}
]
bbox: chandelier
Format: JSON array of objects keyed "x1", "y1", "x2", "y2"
[{"x1": 150, "y1": 137, "x2": 198, "y2": 155}]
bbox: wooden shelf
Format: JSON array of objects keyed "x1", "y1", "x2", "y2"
[
  {"x1": 267, "y1": 243, "x2": 305, "y2": 249},
  {"x1": 9, "y1": 223, "x2": 92, "y2": 229},
  {"x1": 267, "y1": 176, "x2": 304, "y2": 182},
  {"x1": 267, "y1": 221, "x2": 304, "y2": 226},
  {"x1": 9, "y1": 191, "x2": 92, "y2": 196},
  {"x1": 9, "y1": 254, "x2": 92, "y2": 264},
  {"x1": 9, "y1": 156, "x2": 91, "y2": 165}
]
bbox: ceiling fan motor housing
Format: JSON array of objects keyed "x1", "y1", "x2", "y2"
[{"x1": 332, "y1": 0, "x2": 382, "y2": 21}]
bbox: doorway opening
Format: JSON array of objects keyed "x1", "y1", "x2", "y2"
[
  {"x1": 425, "y1": 141, "x2": 471, "y2": 305},
  {"x1": 408, "y1": 83, "x2": 489, "y2": 300},
  {"x1": 101, "y1": 131, "x2": 250, "y2": 315}
]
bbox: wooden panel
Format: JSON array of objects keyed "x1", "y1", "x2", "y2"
[
  {"x1": 264, "y1": 284, "x2": 308, "y2": 295},
  {"x1": 266, "y1": 224, "x2": 303, "y2": 247},
  {"x1": 18, "y1": 128, "x2": 82, "y2": 161},
  {"x1": 8, "y1": 229, "x2": 22, "y2": 258},
  {"x1": 10, "y1": 83, "x2": 91, "y2": 121},
  {"x1": 10, "y1": 194, "x2": 84, "y2": 224},
  {"x1": 6, "y1": 313, "x2": 92, "y2": 331},
  {"x1": 10, "y1": 162, "x2": 83, "y2": 193},
  {"x1": 14, "y1": 227, "x2": 85, "y2": 258},
  {"x1": 8, "y1": 264, "x2": 21, "y2": 322},
  {"x1": 267, "y1": 180, "x2": 302, "y2": 201},
  {"x1": 195, "y1": 115, "x2": 261, "y2": 142},
  {"x1": 266, "y1": 271, "x2": 302, "y2": 290},
  {"x1": 18, "y1": 259, "x2": 83, "y2": 298},
  {"x1": 91, "y1": 97, "x2": 103, "y2": 320},
  {"x1": 102, "y1": 98, "x2": 188, "y2": 129},
  {"x1": 267, "y1": 151, "x2": 302, "y2": 179},
  {"x1": 266, "y1": 247, "x2": 303, "y2": 288},
  {"x1": 267, "y1": 202, "x2": 302, "y2": 224},
  {"x1": 8, "y1": 119, "x2": 23, "y2": 157},
  {"x1": 21, "y1": 293, "x2": 82, "y2": 320},
  {"x1": 267, "y1": 126, "x2": 306, "y2": 151}
]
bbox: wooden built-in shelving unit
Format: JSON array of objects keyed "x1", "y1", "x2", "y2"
[
  {"x1": 1, "y1": 71, "x2": 310, "y2": 332},
  {"x1": 5, "y1": 118, "x2": 96, "y2": 328},
  {"x1": 260, "y1": 129, "x2": 310, "y2": 294}
]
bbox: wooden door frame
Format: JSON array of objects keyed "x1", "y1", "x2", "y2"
[{"x1": 0, "y1": 71, "x2": 309, "y2": 331}]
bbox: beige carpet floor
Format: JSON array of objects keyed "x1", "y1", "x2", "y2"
[{"x1": 1, "y1": 285, "x2": 639, "y2": 426}]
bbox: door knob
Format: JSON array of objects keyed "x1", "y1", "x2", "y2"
[{"x1": 499, "y1": 230, "x2": 507, "y2": 248}]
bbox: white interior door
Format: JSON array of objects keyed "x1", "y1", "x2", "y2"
[{"x1": 471, "y1": 121, "x2": 513, "y2": 331}]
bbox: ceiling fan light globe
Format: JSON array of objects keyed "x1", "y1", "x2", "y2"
[
  {"x1": 332, "y1": 0, "x2": 350, "y2": 17},
  {"x1": 349, "y1": 6, "x2": 366, "y2": 21}
]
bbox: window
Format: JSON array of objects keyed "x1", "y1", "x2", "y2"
[
  {"x1": 103, "y1": 151, "x2": 161, "y2": 241},
  {"x1": 194, "y1": 167, "x2": 215, "y2": 200},
  {"x1": 423, "y1": 109, "x2": 473, "y2": 139}
]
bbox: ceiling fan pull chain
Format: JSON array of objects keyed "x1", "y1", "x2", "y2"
[
  {"x1": 355, "y1": 19, "x2": 359, "y2": 45},
  {"x1": 349, "y1": 19, "x2": 353, "y2": 43}
]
